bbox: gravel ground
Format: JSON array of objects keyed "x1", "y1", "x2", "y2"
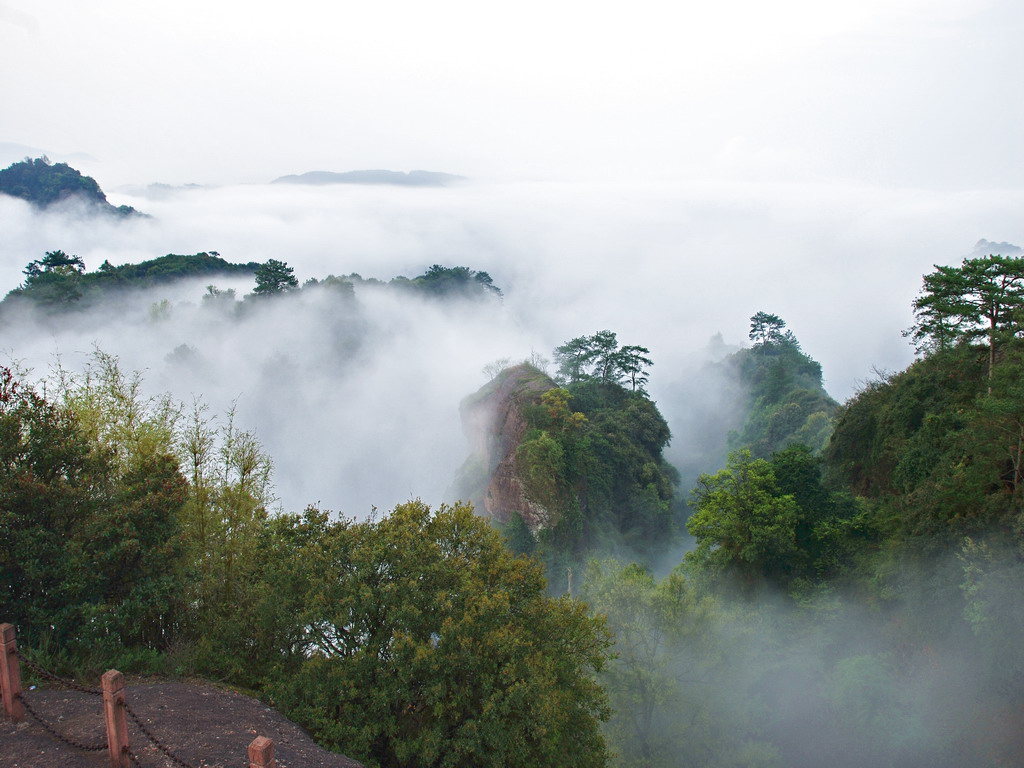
[{"x1": 0, "y1": 679, "x2": 364, "y2": 768}]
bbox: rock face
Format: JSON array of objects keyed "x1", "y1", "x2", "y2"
[{"x1": 457, "y1": 364, "x2": 554, "y2": 531}]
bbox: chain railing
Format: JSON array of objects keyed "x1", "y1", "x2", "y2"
[
  {"x1": 14, "y1": 647, "x2": 103, "y2": 695},
  {"x1": 10, "y1": 644, "x2": 109, "y2": 751},
  {"x1": 124, "y1": 699, "x2": 201, "y2": 768},
  {"x1": 19, "y1": 693, "x2": 109, "y2": 752},
  {"x1": 1, "y1": 623, "x2": 278, "y2": 768}
]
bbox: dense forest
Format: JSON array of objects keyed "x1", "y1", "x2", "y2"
[
  {"x1": 0, "y1": 252, "x2": 501, "y2": 317},
  {"x1": 3, "y1": 246, "x2": 1024, "y2": 767}
]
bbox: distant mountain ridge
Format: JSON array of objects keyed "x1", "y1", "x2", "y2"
[
  {"x1": 0, "y1": 157, "x2": 144, "y2": 216},
  {"x1": 271, "y1": 169, "x2": 464, "y2": 187}
]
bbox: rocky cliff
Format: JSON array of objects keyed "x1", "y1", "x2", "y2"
[{"x1": 456, "y1": 363, "x2": 555, "y2": 530}]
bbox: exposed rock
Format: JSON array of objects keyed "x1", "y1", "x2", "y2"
[{"x1": 456, "y1": 363, "x2": 554, "y2": 530}]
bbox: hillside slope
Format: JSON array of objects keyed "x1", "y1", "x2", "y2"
[{"x1": 0, "y1": 157, "x2": 143, "y2": 216}]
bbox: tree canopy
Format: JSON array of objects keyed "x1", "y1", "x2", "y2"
[
  {"x1": 265, "y1": 501, "x2": 612, "y2": 768},
  {"x1": 907, "y1": 253, "x2": 1024, "y2": 381},
  {"x1": 749, "y1": 311, "x2": 786, "y2": 346},
  {"x1": 400, "y1": 264, "x2": 503, "y2": 299},
  {"x1": 553, "y1": 331, "x2": 654, "y2": 392},
  {"x1": 253, "y1": 258, "x2": 299, "y2": 295}
]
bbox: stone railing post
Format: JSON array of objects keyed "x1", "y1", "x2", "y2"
[
  {"x1": 0, "y1": 623, "x2": 24, "y2": 722},
  {"x1": 102, "y1": 670, "x2": 131, "y2": 768},
  {"x1": 248, "y1": 736, "x2": 276, "y2": 768}
]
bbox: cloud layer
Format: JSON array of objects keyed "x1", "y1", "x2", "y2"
[{"x1": 1, "y1": 179, "x2": 1021, "y2": 513}]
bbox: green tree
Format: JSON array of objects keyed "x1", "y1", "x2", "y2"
[
  {"x1": 749, "y1": 312, "x2": 786, "y2": 347},
  {"x1": 908, "y1": 254, "x2": 1024, "y2": 382},
  {"x1": 615, "y1": 345, "x2": 654, "y2": 393},
  {"x1": 553, "y1": 331, "x2": 652, "y2": 389},
  {"x1": 0, "y1": 365, "x2": 188, "y2": 651},
  {"x1": 589, "y1": 330, "x2": 622, "y2": 384},
  {"x1": 554, "y1": 335, "x2": 595, "y2": 384},
  {"x1": 724, "y1": 320, "x2": 837, "y2": 457},
  {"x1": 407, "y1": 264, "x2": 502, "y2": 298},
  {"x1": 267, "y1": 501, "x2": 612, "y2": 768},
  {"x1": 582, "y1": 560, "x2": 782, "y2": 768},
  {"x1": 24, "y1": 249, "x2": 86, "y2": 278},
  {"x1": 17, "y1": 250, "x2": 88, "y2": 306},
  {"x1": 174, "y1": 401, "x2": 275, "y2": 674},
  {"x1": 686, "y1": 450, "x2": 800, "y2": 590},
  {"x1": 253, "y1": 258, "x2": 299, "y2": 295}
]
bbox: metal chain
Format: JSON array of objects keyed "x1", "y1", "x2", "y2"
[
  {"x1": 124, "y1": 701, "x2": 201, "y2": 768},
  {"x1": 13, "y1": 649, "x2": 103, "y2": 695},
  {"x1": 19, "y1": 692, "x2": 108, "y2": 752},
  {"x1": 13, "y1": 648, "x2": 213, "y2": 768}
]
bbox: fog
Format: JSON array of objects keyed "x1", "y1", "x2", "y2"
[{"x1": 1, "y1": 179, "x2": 1022, "y2": 514}]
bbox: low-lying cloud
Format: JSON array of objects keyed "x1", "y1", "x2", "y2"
[{"x1": 1, "y1": 179, "x2": 1021, "y2": 514}]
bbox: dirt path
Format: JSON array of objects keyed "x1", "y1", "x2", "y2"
[{"x1": 1, "y1": 680, "x2": 364, "y2": 768}]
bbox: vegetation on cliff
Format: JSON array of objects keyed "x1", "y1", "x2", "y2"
[{"x1": 460, "y1": 332, "x2": 677, "y2": 590}]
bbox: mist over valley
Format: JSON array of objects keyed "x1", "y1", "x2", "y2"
[
  {"x1": 3, "y1": 175, "x2": 1019, "y2": 515},
  {"x1": 4, "y1": 1, "x2": 1024, "y2": 764}
]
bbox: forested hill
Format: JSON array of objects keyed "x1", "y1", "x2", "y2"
[
  {"x1": 0, "y1": 251, "x2": 258, "y2": 313},
  {"x1": 667, "y1": 313, "x2": 837, "y2": 490},
  {"x1": 0, "y1": 157, "x2": 143, "y2": 216},
  {"x1": 725, "y1": 311, "x2": 837, "y2": 456},
  {"x1": 0, "y1": 254, "x2": 501, "y2": 317},
  {"x1": 458, "y1": 331, "x2": 678, "y2": 590}
]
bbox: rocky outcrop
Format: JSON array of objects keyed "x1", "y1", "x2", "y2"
[{"x1": 456, "y1": 363, "x2": 555, "y2": 530}]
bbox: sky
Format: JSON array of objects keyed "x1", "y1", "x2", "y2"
[
  {"x1": 0, "y1": 0, "x2": 1022, "y2": 514},
  {"x1": 1, "y1": 0, "x2": 1021, "y2": 187}
]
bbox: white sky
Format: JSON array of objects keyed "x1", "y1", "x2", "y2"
[{"x1": 1, "y1": 0, "x2": 1021, "y2": 187}]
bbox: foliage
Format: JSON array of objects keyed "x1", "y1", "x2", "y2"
[
  {"x1": 0, "y1": 365, "x2": 188, "y2": 652},
  {"x1": 2, "y1": 251, "x2": 259, "y2": 313},
  {"x1": 400, "y1": 264, "x2": 503, "y2": 299},
  {"x1": 907, "y1": 254, "x2": 1024, "y2": 377},
  {"x1": 108, "y1": 251, "x2": 257, "y2": 283},
  {"x1": 722, "y1": 314, "x2": 837, "y2": 457},
  {"x1": 748, "y1": 311, "x2": 786, "y2": 347},
  {"x1": 823, "y1": 342, "x2": 1024, "y2": 542},
  {"x1": 1, "y1": 253, "x2": 507, "y2": 319},
  {"x1": 18, "y1": 250, "x2": 87, "y2": 306},
  {"x1": 687, "y1": 450, "x2": 801, "y2": 590},
  {"x1": 497, "y1": 360, "x2": 677, "y2": 584},
  {"x1": 24, "y1": 249, "x2": 86, "y2": 278},
  {"x1": 265, "y1": 501, "x2": 612, "y2": 768},
  {"x1": 553, "y1": 331, "x2": 653, "y2": 392},
  {"x1": 687, "y1": 447, "x2": 866, "y2": 592},
  {"x1": 0, "y1": 156, "x2": 141, "y2": 215},
  {"x1": 581, "y1": 560, "x2": 780, "y2": 768},
  {"x1": 253, "y1": 258, "x2": 299, "y2": 295}
]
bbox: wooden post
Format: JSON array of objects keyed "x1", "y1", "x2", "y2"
[
  {"x1": 0, "y1": 623, "x2": 24, "y2": 722},
  {"x1": 102, "y1": 670, "x2": 130, "y2": 768},
  {"x1": 248, "y1": 736, "x2": 276, "y2": 768}
]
